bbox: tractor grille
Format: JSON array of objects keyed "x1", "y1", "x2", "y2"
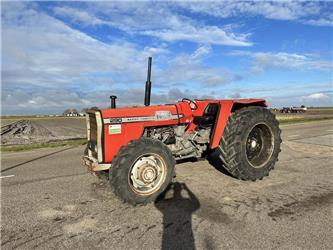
[{"x1": 86, "y1": 111, "x2": 100, "y2": 160}]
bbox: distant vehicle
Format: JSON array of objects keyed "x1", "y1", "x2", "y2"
[
  {"x1": 280, "y1": 105, "x2": 307, "y2": 113},
  {"x1": 63, "y1": 108, "x2": 79, "y2": 116}
]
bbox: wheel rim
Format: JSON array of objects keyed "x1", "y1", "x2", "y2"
[
  {"x1": 128, "y1": 153, "x2": 167, "y2": 196},
  {"x1": 246, "y1": 123, "x2": 274, "y2": 168}
]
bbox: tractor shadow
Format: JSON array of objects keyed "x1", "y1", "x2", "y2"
[
  {"x1": 175, "y1": 150, "x2": 233, "y2": 178},
  {"x1": 155, "y1": 182, "x2": 200, "y2": 250},
  {"x1": 206, "y1": 149, "x2": 233, "y2": 177}
]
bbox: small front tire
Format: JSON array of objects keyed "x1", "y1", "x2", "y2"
[{"x1": 110, "y1": 138, "x2": 175, "y2": 205}]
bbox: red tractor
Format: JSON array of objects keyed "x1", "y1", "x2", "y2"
[{"x1": 83, "y1": 57, "x2": 281, "y2": 205}]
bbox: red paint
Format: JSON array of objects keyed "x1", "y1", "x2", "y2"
[
  {"x1": 100, "y1": 99, "x2": 266, "y2": 163},
  {"x1": 209, "y1": 100, "x2": 233, "y2": 149},
  {"x1": 210, "y1": 99, "x2": 267, "y2": 149}
]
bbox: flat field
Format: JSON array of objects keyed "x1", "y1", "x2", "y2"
[
  {"x1": 1, "y1": 117, "x2": 86, "y2": 135},
  {"x1": 274, "y1": 107, "x2": 333, "y2": 122},
  {"x1": 1, "y1": 108, "x2": 332, "y2": 146},
  {"x1": 1, "y1": 117, "x2": 86, "y2": 145}
]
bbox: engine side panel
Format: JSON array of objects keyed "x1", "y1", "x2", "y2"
[{"x1": 101, "y1": 103, "x2": 193, "y2": 163}]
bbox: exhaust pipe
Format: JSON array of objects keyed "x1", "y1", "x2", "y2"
[
  {"x1": 144, "y1": 57, "x2": 152, "y2": 106},
  {"x1": 110, "y1": 95, "x2": 117, "y2": 109}
]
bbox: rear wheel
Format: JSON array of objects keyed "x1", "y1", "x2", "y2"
[
  {"x1": 217, "y1": 106, "x2": 281, "y2": 180},
  {"x1": 110, "y1": 138, "x2": 175, "y2": 205}
]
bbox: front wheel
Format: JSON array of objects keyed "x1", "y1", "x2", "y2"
[
  {"x1": 110, "y1": 138, "x2": 175, "y2": 205},
  {"x1": 217, "y1": 106, "x2": 281, "y2": 181}
]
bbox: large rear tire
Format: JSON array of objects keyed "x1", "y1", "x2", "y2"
[
  {"x1": 110, "y1": 138, "x2": 175, "y2": 205},
  {"x1": 217, "y1": 106, "x2": 281, "y2": 181}
]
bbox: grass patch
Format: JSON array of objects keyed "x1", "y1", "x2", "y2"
[
  {"x1": 1, "y1": 139, "x2": 87, "y2": 152},
  {"x1": 277, "y1": 116, "x2": 333, "y2": 124}
]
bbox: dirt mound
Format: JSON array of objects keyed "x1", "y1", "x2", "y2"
[{"x1": 1, "y1": 120, "x2": 56, "y2": 145}]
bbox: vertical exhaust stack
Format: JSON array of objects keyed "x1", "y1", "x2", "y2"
[
  {"x1": 144, "y1": 57, "x2": 152, "y2": 106},
  {"x1": 110, "y1": 95, "x2": 117, "y2": 109}
]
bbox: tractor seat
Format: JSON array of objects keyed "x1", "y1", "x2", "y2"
[{"x1": 193, "y1": 103, "x2": 219, "y2": 125}]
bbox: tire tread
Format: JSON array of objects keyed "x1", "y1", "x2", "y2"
[{"x1": 217, "y1": 106, "x2": 281, "y2": 180}]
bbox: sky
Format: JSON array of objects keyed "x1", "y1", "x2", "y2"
[{"x1": 1, "y1": 1, "x2": 333, "y2": 115}]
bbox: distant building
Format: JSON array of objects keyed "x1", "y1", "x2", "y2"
[{"x1": 63, "y1": 109, "x2": 79, "y2": 117}]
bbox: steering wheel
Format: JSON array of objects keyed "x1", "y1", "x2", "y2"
[{"x1": 182, "y1": 98, "x2": 198, "y2": 110}]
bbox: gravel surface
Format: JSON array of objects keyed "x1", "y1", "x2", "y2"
[{"x1": 1, "y1": 120, "x2": 332, "y2": 249}]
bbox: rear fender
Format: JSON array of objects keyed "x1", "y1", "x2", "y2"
[{"x1": 209, "y1": 99, "x2": 267, "y2": 149}]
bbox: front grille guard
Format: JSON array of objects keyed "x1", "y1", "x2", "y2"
[
  {"x1": 86, "y1": 110, "x2": 103, "y2": 163},
  {"x1": 82, "y1": 155, "x2": 111, "y2": 172}
]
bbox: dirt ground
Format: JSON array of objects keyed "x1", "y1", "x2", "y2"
[
  {"x1": 1, "y1": 117, "x2": 86, "y2": 145},
  {"x1": 1, "y1": 120, "x2": 332, "y2": 249}
]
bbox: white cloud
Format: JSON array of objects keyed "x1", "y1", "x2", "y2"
[
  {"x1": 304, "y1": 17, "x2": 333, "y2": 27},
  {"x1": 155, "y1": 46, "x2": 241, "y2": 86},
  {"x1": 2, "y1": 85, "x2": 214, "y2": 115},
  {"x1": 53, "y1": 6, "x2": 106, "y2": 26},
  {"x1": 229, "y1": 51, "x2": 332, "y2": 73},
  {"x1": 191, "y1": 45, "x2": 211, "y2": 60},
  {"x1": 1, "y1": 3, "x2": 169, "y2": 114},
  {"x1": 2, "y1": 3, "x2": 243, "y2": 114},
  {"x1": 53, "y1": 3, "x2": 252, "y2": 46},
  {"x1": 179, "y1": 1, "x2": 332, "y2": 27},
  {"x1": 252, "y1": 52, "x2": 332, "y2": 73},
  {"x1": 2, "y1": 2, "x2": 167, "y2": 89},
  {"x1": 301, "y1": 93, "x2": 330, "y2": 100},
  {"x1": 143, "y1": 25, "x2": 251, "y2": 46},
  {"x1": 247, "y1": 91, "x2": 332, "y2": 108}
]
